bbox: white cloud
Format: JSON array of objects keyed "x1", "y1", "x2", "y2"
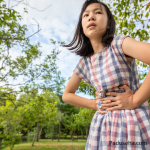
[
  {"x1": 3, "y1": 0, "x2": 92, "y2": 97},
  {"x1": 6, "y1": 0, "x2": 147, "y2": 101}
]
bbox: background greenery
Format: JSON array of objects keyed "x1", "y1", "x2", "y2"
[{"x1": 0, "y1": 0, "x2": 150, "y2": 149}]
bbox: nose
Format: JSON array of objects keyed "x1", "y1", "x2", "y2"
[{"x1": 88, "y1": 13, "x2": 95, "y2": 21}]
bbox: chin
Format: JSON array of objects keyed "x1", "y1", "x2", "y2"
[{"x1": 86, "y1": 33, "x2": 101, "y2": 39}]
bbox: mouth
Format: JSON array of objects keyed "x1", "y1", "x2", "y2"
[
  {"x1": 88, "y1": 23, "x2": 96, "y2": 28},
  {"x1": 88, "y1": 25, "x2": 96, "y2": 29}
]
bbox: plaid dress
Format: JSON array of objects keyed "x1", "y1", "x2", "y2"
[{"x1": 73, "y1": 35, "x2": 150, "y2": 150}]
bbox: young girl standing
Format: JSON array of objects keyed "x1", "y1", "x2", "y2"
[{"x1": 62, "y1": 0, "x2": 150, "y2": 149}]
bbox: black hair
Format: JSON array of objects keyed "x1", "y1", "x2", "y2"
[{"x1": 62, "y1": 0, "x2": 116, "y2": 57}]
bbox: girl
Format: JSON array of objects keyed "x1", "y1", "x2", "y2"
[{"x1": 62, "y1": 0, "x2": 150, "y2": 149}]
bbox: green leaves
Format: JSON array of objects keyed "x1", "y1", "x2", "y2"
[
  {"x1": 0, "y1": 1, "x2": 67, "y2": 147},
  {"x1": 145, "y1": 12, "x2": 149, "y2": 18}
]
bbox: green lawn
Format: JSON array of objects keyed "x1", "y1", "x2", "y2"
[{"x1": 7, "y1": 139, "x2": 87, "y2": 150}]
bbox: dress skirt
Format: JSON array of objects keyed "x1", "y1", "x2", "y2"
[{"x1": 85, "y1": 99, "x2": 150, "y2": 150}]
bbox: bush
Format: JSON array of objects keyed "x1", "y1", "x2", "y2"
[
  {"x1": 45, "y1": 134, "x2": 86, "y2": 139},
  {"x1": 21, "y1": 135, "x2": 28, "y2": 142},
  {"x1": 27, "y1": 132, "x2": 35, "y2": 142},
  {"x1": 0, "y1": 138, "x2": 2, "y2": 149},
  {"x1": 45, "y1": 133, "x2": 51, "y2": 139},
  {"x1": 0, "y1": 134, "x2": 22, "y2": 150},
  {"x1": 62, "y1": 133, "x2": 67, "y2": 139}
]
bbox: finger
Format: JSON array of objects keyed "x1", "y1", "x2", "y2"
[
  {"x1": 106, "y1": 92, "x2": 118, "y2": 97},
  {"x1": 96, "y1": 100, "x2": 111, "y2": 104},
  {"x1": 119, "y1": 85, "x2": 130, "y2": 92},
  {"x1": 106, "y1": 105, "x2": 121, "y2": 111},
  {"x1": 99, "y1": 110, "x2": 108, "y2": 114},
  {"x1": 101, "y1": 100, "x2": 111, "y2": 104},
  {"x1": 101, "y1": 102, "x2": 118, "y2": 107},
  {"x1": 101, "y1": 106, "x2": 112, "y2": 109},
  {"x1": 99, "y1": 97, "x2": 116, "y2": 101}
]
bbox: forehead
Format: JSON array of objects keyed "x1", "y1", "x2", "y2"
[{"x1": 84, "y1": 3, "x2": 105, "y2": 13}]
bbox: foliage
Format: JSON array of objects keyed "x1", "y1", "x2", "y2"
[
  {"x1": 0, "y1": 0, "x2": 150, "y2": 149},
  {"x1": 0, "y1": 0, "x2": 62, "y2": 100},
  {"x1": 0, "y1": 87, "x2": 60, "y2": 149}
]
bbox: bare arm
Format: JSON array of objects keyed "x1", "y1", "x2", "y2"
[
  {"x1": 122, "y1": 37, "x2": 150, "y2": 108},
  {"x1": 62, "y1": 73, "x2": 97, "y2": 110},
  {"x1": 133, "y1": 69, "x2": 150, "y2": 108}
]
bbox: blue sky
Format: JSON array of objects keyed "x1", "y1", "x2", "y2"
[
  {"x1": 3, "y1": 0, "x2": 96, "y2": 99},
  {"x1": 3, "y1": 0, "x2": 149, "y2": 100}
]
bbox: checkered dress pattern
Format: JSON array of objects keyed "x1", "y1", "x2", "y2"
[{"x1": 73, "y1": 35, "x2": 150, "y2": 149}]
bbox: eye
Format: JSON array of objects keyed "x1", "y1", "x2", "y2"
[
  {"x1": 84, "y1": 14, "x2": 89, "y2": 17},
  {"x1": 96, "y1": 11, "x2": 101, "y2": 14}
]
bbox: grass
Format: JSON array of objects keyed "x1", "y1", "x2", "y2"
[{"x1": 5, "y1": 139, "x2": 87, "y2": 150}]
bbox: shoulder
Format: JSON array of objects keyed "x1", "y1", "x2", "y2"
[
  {"x1": 75, "y1": 56, "x2": 88, "y2": 69},
  {"x1": 110, "y1": 35, "x2": 131, "y2": 52},
  {"x1": 111, "y1": 34, "x2": 131, "y2": 45},
  {"x1": 79, "y1": 56, "x2": 89, "y2": 63}
]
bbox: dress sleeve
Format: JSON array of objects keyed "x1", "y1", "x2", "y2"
[
  {"x1": 111, "y1": 35, "x2": 135, "y2": 66},
  {"x1": 73, "y1": 57, "x2": 92, "y2": 85}
]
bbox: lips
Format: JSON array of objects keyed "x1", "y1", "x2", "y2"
[{"x1": 88, "y1": 23, "x2": 96, "y2": 28}]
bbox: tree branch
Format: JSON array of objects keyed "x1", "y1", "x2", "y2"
[
  {"x1": 0, "y1": 18, "x2": 41, "y2": 40},
  {"x1": 26, "y1": 18, "x2": 41, "y2": 39},
  {"x1": 10, "y1": 0, "x2": 51, "y2": 12}
]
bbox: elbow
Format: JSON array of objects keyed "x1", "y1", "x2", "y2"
[
  {"x1": 62, "y1": 92, "x2": 71, "y2": 103},
  {"x1": 62, "y1": 93, "x2": 67, "y2": 103}
]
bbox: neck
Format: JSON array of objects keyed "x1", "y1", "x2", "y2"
[{"x1": 90, "y1": 37, "x2": 105, "y2": 56}]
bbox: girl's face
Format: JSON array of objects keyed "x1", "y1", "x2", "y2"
[{"x1": 82, "y1": 3, "x2": 109, "y2": 40}]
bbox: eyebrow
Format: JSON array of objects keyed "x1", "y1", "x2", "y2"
[{"x1": 84, "y1": 8, "x2": 102, "y2": 13}]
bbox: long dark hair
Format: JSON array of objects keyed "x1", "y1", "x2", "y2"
[{"x1": 62, "y1": 0, "x2": 116, "y2": 57}]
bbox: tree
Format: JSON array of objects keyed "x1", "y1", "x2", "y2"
[
  {"x1": 74, "y1": 108, "x2": 95, "y2": 139},
  {"x1": 0, "y1": 86, "x2": 60, "y2": 149},
  {"x1": 57, "y1": 110, "x2": 64, "y2": 142},
  {"x1": 0, "y1": 88, "x2": 23, "y2": 150},
  {"x1": 0, "y1": 1, "x2": 66, "y2": 147},
  {"x1": 0, "y1": 0, "x2": 63, "y2": 103},
  {"x1": 64, "y1": 113, "x2": 77, "y2": 142}
]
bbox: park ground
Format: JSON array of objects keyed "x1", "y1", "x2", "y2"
[{"x1": 5, "y1": 139, "x2": 87, "y2": 150}]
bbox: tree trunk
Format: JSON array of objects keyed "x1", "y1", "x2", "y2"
[
  {"x1": 32, "y1": 122, "x2": 38, "y2": 146},
  {"x1": 37, "y1": 125, "x2": 43, "y2": 141},
  {"x1": 36, "y1": 121, "x2": 39, "y2": 141},
  {"x1": 58, "y1": 121, "x2": 60, "y2": 142},
  {"x1": 51, "y1": 124, "x2": 54, "y2": 141}
]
